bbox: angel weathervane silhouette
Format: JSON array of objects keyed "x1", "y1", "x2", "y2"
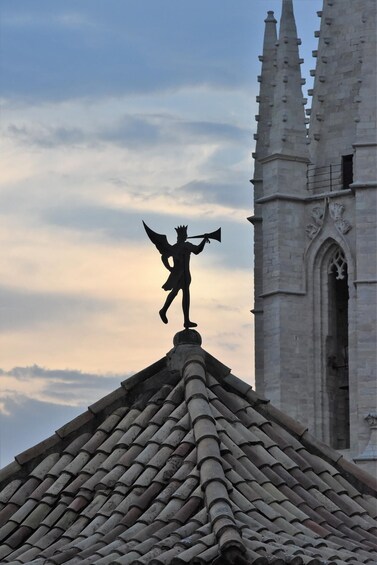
[{"x1": 143, "y1": 221, "x2": 221, "y2": 329}]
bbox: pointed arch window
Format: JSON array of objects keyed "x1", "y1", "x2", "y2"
[{"x1": 326, "y1": 246, "x2": 350, "y2": 450}]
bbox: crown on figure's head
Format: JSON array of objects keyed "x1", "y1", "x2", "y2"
[{"x1": 175, "y1": 225, "x2": 188, "y2": 238}]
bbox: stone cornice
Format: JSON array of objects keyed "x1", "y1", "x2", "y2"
[
  {"x1": 353, "y1": 142, "x2": 377, "y2": 148},
  {"x1": 258, "y1": 153, "x2": 310, "y2": 165},
  {"x1": 351, "y1": 182, "x2": 377, "y2": 190},
  {"x1": 248, "y1": 215, "x2": 262, "y2": 224},
  {"x1": 306, "y1": 189, "x2": 354, "y2": 201},
  {"x1": 260, "y1": 289, "x2": 306, "y2": 298},
  {"x1": 251, "y1": 308, "x2": 264, "y2": 315},
  {"x1": 354, "y1": 279, "x2": 377, "y2": 286},
  {"x1": 256, "y1": 189, "x2": 354, "y2": 205},
  {"x1": 256, "y1": 193, "x2": 306, "y2": 204}
]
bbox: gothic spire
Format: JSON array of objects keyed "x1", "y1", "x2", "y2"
[
  {"x1": 253, "y1": 10, "x2": 278, "y2": 179},
  {"x1": 268, "y1": 0, "x2": 308, "y2": 158},
  {"x1": 251, "y1": 12, "x2": 277, "y2": 383}
]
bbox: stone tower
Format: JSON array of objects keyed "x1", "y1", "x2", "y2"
[{"x1": 251, "y1": 0, "x2": 377, "y2": 475}]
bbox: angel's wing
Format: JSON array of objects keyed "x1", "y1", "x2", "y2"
[{"x1": 143, "y1": 221, "x2": 172, "y2": 255}]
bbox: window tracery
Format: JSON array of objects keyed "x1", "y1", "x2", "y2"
[{"x1": 328, "y1": 247, "x2": 347, "y2": 280}]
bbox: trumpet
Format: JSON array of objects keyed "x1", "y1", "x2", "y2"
[{"x1": 187, "y1": 228, "x2": 221, "y2": 242}]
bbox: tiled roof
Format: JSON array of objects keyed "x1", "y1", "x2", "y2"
[{"x1": 0, "y1": 330, "x2": 376, "y2": 565}]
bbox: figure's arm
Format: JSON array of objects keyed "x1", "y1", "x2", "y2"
[{"x1": 190, "y1": 237, "x2": 209, "y2": 255}]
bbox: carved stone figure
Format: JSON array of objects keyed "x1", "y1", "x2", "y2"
[{"x1": 329, "y1": 202, "x2": 352, "y2": 234}]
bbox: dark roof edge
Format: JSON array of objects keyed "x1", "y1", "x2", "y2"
[
  {"x1": 203, "y1": 351, "x2": 232, "y2": 380},
  {"x1": 202, "y1": 351, "x2": 268, "y2": 407},
  {"x1": 121, "y1": 357, "x2": 167, "y2": 390},
  {"x1": 335, "y1": 456, "x2": 377, "y2": 495},
  {"x1": 258, "y1": 403, "x2": 377, "y2": 496},
  {"x1": 0, "y1": 356, "x2": 169, "y2": 489}
]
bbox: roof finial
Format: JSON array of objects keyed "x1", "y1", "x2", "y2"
[
  {"x1": 173, "y1": 329, "x2": 202, "y2": 346},
  {"x1": 265, "y1": 10, "x2": 277, "y2": 24}
]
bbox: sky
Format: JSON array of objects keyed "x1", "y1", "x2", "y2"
[{"x1": 0, "y1": 0, "x2": 322, "y2": 466}]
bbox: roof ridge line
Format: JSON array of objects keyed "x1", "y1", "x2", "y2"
[{"x1": 180, "y1": 345, "x2": 246, "y2": 559}]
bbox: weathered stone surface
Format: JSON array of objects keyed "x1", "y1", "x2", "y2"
[{"x1": 252, "y1": 0, "x2": 377, "y2": 476}]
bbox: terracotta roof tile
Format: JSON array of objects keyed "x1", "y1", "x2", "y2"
[
  {"x1": 97, "y1": 409, "x2": 128, "y2": 434},
  {"x1": 23, "y1": 524, "x2": 51, "y2": 547},
  {"x1": 353, "y1": 494, "x2": 377, "y2": 518},
  {"x1": 0, "y1": 521, "x2": 18, "y2": 544},
  {"x1": 8, "y1": 478, "x2": 39, "y2": 506},
  {"x1": 95, "y1": 428, "x2": 125, "y2": 453},
  {"x1": 0, "y1": 544, "x2": 12, "y2": 561},
  {"x1": 0, "y1": 333, "x2": 376, "y2": 564},
  {"x1": 80, "y1": 429, "x2": 109, "y2": 454},
  {"x1": 150, "y1": 399, "x2": 185, "y2": 428},
  {"x1": 22, "y1": 501, "x2": 53, "y2": 530},
  {"x1": 117, "y1": 462, "x2": 147, "y2": 488},
  {"x1": 215, "y1": 417, "x2": 250, "y2": 448},
  {"x1": 0, "y1": 520, "x2": 19, "y2": 542},
  {"x1": 210, "y1": 395, "x2": 240, "y2": 425},
  {"x1": 34, "y1": 526, "x2": 66, "y2": 551},
  {"x1": 119, "y1": 404, "x2": 152, "y2": 433},
  {"x1": 40, "y1": 502, "x2": 67, "y2": 528},
  {"x1": 63, "y1": 431, "x2": 93, "y2": 455},
  {"x1": 42, "y1": 473, "x2": 72, "y2": 499},
  {"x1": 9, "y1": 545, "x2": 41, "y2": 563},
  {"x1": 113, "y1": 445, "x2": 143, "y2": 472},
  {"x1": 173, "y1": 532, "x2": 217, "y2": 562},
  {"x1": 0, "y1": 480, "x2": 22, "y2": 506}
]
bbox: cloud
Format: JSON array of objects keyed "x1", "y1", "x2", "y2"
[
  {"x1": 1, "y1": 365, "x2": 126, "y2": 403},
  {"x1": 104, "y1": 115, "x2": 248, "y2": 149},
  {"x1": 6, "y1": 124, "x2": 87, "y2": 148},
  {"x1": 5, "y1": 116, "x2": 164, "y2": 150},
  {"x1": 0, "y1": 365, "x2": 129, "y2": 467},
  {"x1": 177, "y1": 180, "x2": 250, "y2": 210},
  {"x1": 0, "y1": 285, "x2": 110, "y2": 332},
  {"x1": 0, "y1": 395, "x2": 83, "y2": 466},
  {"x1": 40, "y1": 203, "x2": 252, "y2": 270},
  {"x1": 6, "y1": 114, "x2": 248, "y2": 151},
  {"x1": 5, "y1": 365, "x2": 126, "y2": 387},
  {"x1": 178, "y1": 120, "x2": 248, "y2": 144},
  {"x1": 0, "y1": 0, "x2": 321, "y2": 107},
  {"x1": 0, "y1": 363, "x2": 131, "y2": 465},
  {"x1": 0, "y1": 0, "x2": 264, "y2": 102},
  {"x1": 43, "y1": 205, "x2": 139, "y2": 240}
]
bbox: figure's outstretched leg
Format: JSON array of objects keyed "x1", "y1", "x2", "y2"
[
  {"x1": 159, "y1": 309, "x2": 168, "y2": 324},
  {"x1": 160, "y1": 289, "x2": 178, "y2": 324},
  {"x1": 182, "y1": 287, "x2": 197, "y2": 328}
]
